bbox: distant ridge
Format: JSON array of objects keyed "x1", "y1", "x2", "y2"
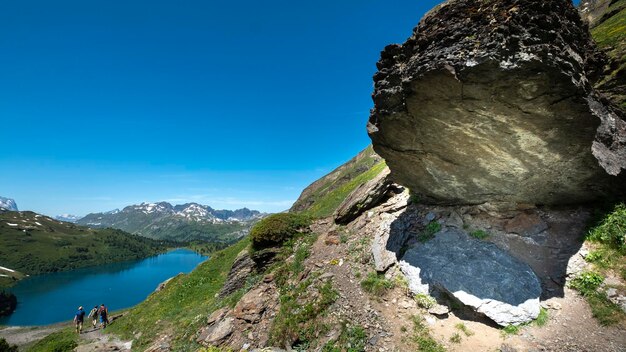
[{"x1": 76, "y1": 202, "x2": 266, "y2": 242}]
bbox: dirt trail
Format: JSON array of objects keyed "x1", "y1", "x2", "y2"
[
  {"x1": 0, "y1": 314, "x2": 131, "y2": 351},
  {"x1": 308, "y1": 219, "x2": 626, "y2": 352},
  {"x1": 74, "y1": 314, "x2": 132, "y2": 352}
]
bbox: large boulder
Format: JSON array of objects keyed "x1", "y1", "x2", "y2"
[
  {"x1": 399, "y1": 228, "x2": 542, "y2": 326},
  {"x1": 334, "y1": 167, "x2": 398, "y2": 225},
  {"x1": 368, "y1": 0, "x2": 626, "y2": 205}
]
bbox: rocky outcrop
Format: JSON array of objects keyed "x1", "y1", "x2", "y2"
[
  {"x1": 218, "y1": 250, "x2": 257, "y2": 298},
  {"x1": 334, "y1": 167, "x2": 399, "y2": 225},
  {"x1": 400, "y1": 228, "x2": 542, "y2": 326},
  {"x1": 197, "y1": 308, "x2": 235, "y2": 346},
  {"x1": 368, "y1": 0, "x2": 626, "y2": 206},
  {"x1": 369, "y1": 190, "x2": 412, "y2": 272},
  {"x1": 198, "y1": 277, "x2": 279, "y2": 350}
]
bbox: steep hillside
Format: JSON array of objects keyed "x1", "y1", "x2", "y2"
[
  {"x1": 77, "y1": 202, "x2": 263, "y2": 242},
  {"x1": 581, "y1": 0, "x2": 626, "y2": 108},
  {"x1": 0, "y1": 211, "x2": 169, "y2": 278},
  {"x1": 290, "y1": 145, "x2": 388, "y2": 218},
  {"x1": 106, "y1": 238, "x2": 251, "y2": 351}
]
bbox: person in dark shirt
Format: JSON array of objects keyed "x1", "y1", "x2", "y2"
[
  {"x1": 98, "y1": 304, "x2": 109, "y2": 328},
  {"x1": 74, "y1": 306, "x2": 85, "y2": 334}
]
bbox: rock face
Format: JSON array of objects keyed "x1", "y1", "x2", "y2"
[
  {"x1": 368, "y1": 0, "x2": 626, "y2": 205},
  {"x1": 334, "y1": 167, "x2": 398, "y2": 225},
  {"x1": 218, "y1": 250, "x2": 256, "y2": 298},
  {"x1": 365, "y1": 190, "x2": 411, "y2": 272},
  {"x1": 197, "y1": 279, "x2": 279, "y2": 349},
  {"x1": 399, "y1": 228, "x2": 542, "y2": 326}
]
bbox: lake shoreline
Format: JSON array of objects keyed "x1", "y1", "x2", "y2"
[{"x1": 0, "y1": 249, "x2": 207, "y2": 326}]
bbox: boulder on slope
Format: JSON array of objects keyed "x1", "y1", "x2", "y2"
[
  {"x1": 368, "y1": 0, "x2": 626, "y2": 206},
  {"x1": 334, "y1": 167, "x2": 399, "y2": 225}
]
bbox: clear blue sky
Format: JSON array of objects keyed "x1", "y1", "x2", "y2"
[{"x1": 0, "y1": 0, "x2": 579, "y2": 216}]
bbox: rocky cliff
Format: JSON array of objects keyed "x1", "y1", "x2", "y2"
[{"x1": 368, "y1": 0, "x2": 626, "y2": 206}]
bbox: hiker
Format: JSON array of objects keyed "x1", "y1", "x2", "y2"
[
  {"x1": 98, "y1": 303, "x2": 109, "y2": 328},
  {"x1": 88, "y1": 305, "x2": 99, "y2": 328},
  {"x1": 74, "y1": 306, "x2": 85, "y2": 334}
]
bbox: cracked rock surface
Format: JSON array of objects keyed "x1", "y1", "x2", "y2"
[{"x1": 400, "y1": 228, "x2": 542, "y2": 326}]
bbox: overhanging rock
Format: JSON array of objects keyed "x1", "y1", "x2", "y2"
[{"x1": 368, "y1": 0, "x2": 626, "y2": 205}]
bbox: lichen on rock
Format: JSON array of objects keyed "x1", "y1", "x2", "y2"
[{"x1": 368, "y1": 0, "x2": 626, "y2": 206}]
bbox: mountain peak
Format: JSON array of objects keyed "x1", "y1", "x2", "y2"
[{"x1": 0, "y1": 196, "x2": 18, "y2": 211}]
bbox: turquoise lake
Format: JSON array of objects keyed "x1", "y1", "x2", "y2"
[{"x1": 0, "y1": 249, "x2": 207, "y2": 326}]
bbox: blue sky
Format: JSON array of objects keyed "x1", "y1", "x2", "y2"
[{"x1": 0, "y1": 0, "x2": 579, "y2": 216}]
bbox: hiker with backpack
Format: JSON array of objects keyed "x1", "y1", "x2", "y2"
[
  {"x1": 98, "y1": 303, "x2": 109, "y2": 328},
  {"x1": 74, "y1": 306, "x2": 85, "y2": 334},
  {"x1": 88, "y1": 305, "x2": 99, "y2": 329}
]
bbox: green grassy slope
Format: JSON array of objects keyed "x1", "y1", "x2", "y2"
[
  {"x1": 290, "y1": 145, "x2": 387, "y2": 218},
  {"x1": 588, "y1": 0, "x2": 626, "y2": 109},
  {"x1": 106, "y1": 237, "x2": 250, "y2": 351},
  {"x1": 0, "y1": 211, "x2": 169, "y2": 278}
]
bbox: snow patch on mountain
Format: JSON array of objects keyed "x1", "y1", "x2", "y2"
[
  {"x1": 55, "y1": 214, "x2": 82, "y2": 223},
  {"x1": 0, "y1": 197, "x2": 18, "y2": 211}
]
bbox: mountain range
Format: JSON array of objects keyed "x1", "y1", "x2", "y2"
[
  {"x1": 54, "y1": 214, "x2": 81, "y2": 223},
  {"x1": 76, "y1": 202, "x2": 265, "y2": 242}
]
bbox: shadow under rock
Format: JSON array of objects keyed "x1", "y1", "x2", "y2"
[{"x1": 386, "y1": 204, "x2": 589, "y2": 305}]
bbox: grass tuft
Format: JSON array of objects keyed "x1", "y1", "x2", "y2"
[
  {"x1": 449, "y1": 332, "x2": 462, "y2": 344},
  {"x1": 587, "y1": 203, "x2": 626, "y2": 254},
  {"x1": 410, "y1": 315, "x2": 446, "y2": 352},
  {"x1": 534, "y1": 307, "x2": 549, "y2": 327},
  {"x1": 418, "y1": 222, "x2": 442, "y2": 243},
  {"x1": 360, "y1": 272, "x2": 394, "y2": 296},
  {"x1": 501, "y1": 325, "x2": 520, "y2": 335},
  {"x1": 414, "y1": 293, "x2": 437, "y2": 309},
  {"x1": 454, "y1": 322, "x2": 474, "y2": 336},
  {"x1": 569, "y1": 271, "x2": 605, "y2": 294},
  {"x1": 322, "y1": 323, "x2": 367, "y2": 352},
  {"x1": 469, "y1": 230, "x2": 489, "y2": 240}
]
